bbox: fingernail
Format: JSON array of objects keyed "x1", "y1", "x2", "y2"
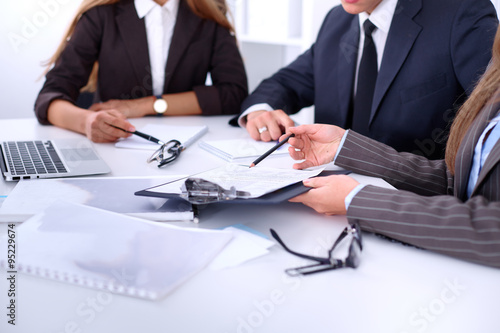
[
  {"x1": 128, "y1": 126, "x2": 135, "y2": 132},
  {"x1": 303, "y1": 179, "x2": 310, "y2": 185}
]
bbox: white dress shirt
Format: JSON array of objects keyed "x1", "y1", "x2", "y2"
[
  {"x1": 134, "y1": 0, "x2": 179, "y2": 96},
  {"x1": 237, "y1": 0, "x2": 398, "y2": 127}
]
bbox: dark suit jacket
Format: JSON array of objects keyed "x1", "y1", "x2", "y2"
[
  {"x1": 240, "y1": 0, "x2": 498, "y2": 159},
  {"x1": 335, "y1": 93, "x2": 500, "y2": 268},
  {"x1": 35, "y1": 0, "x2": 248, "y2": 124}
]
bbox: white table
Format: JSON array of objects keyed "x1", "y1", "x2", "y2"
[{"x1": 1, "y1": 116, "x2": 499, "y2": 333}]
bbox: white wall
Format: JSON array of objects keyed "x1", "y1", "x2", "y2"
[
  {"x1": 0, "y1": 0, "x2": 80, "y2": 119},
  {"x1": 0, "y1": 0, "x2": 499, "y2": 120}
]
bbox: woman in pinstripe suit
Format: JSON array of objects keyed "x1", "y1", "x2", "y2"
[{"x1": 285, "y1": 27, "x2": 500, "y2": 268}]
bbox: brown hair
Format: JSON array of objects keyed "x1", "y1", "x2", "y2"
[
  {"x1": 42, "y1": 0, "x2": 234, "y2": 92},
  {"x1": 445, "y1": 26, "x2": 500, "y2": 173}
]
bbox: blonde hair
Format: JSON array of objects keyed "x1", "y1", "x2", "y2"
[
  {"x1": 42, "y1": 0, "x2": 234, "y2": 92},
  {"x1": 445, "y1": 26, "x2": 500, "y2": 173}
]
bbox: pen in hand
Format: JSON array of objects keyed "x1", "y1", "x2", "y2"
[
  {"x1": 249, "y1": 133, "x2": 295, "y2": 168},
  {"x1": 108, "y1": 124, "x2": 165, "y2": 145}
]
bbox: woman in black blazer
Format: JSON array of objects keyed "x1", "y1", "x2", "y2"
[{"x1": 35, "y1": 0, "x2": 248, "y2": 142}]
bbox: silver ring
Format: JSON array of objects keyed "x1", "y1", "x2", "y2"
[{"x1": 258, "y1": 126, "x2": 268, "y2": 134}]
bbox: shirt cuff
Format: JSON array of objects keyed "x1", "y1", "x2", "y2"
[
  {"x1": 345, "y1": 184, "x2": 366, "y2": 210},
  {"x1": 333, "y1": 130, "x2": 350, "y2": 163},
  {"x1": 237, "y1": 103, "x2": 274, "y2": 127}
]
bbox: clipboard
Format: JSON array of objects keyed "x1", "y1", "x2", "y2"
[{"x1": 134, "y1": 170, "x2": 351, "y2": 205}]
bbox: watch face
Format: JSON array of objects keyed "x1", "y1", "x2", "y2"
[{"x1": 154, "y1": 99, "x2": 168, "y2": 113}]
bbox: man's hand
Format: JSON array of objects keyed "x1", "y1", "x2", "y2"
[
  {"x1": 289, "y1": 175, "x2": 359, "y2": 215},
  {"x1": 246, "y1": 109, "x2": 295, "y2": 141},
  {"x1": 285, "y1": 124, "x2": 346, "y2": 170}
]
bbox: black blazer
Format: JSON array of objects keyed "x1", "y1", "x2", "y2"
[
  {"x1": 335, "y1": 92, "x2": 500, "y2": 268},
  {"x1": 240, "y1": 0, "x2": 498, "y2": 159},
  {"x1": 35, "y1": 0, "x2": 248, "y2": 123}
]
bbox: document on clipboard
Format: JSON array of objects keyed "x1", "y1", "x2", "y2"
[{"x1": 135, "y1": 164, "x2": 327, "y2": 204}]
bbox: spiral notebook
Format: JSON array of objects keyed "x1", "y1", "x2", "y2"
[
  {"x1": 0, "y1": 201, "x2": 232, "y2": 300},
  {"x1": 199, "y1": 138, "x2": 290, "y2": 162}
]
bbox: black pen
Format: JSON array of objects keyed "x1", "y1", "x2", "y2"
[
  {"x1": 109, "y1": 124, "x2": 165, "y2": 145},
  {"x1": 249, "y1": 133, "x2": 295, "y2": 168}
]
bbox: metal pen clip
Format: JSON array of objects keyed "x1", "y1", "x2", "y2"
[{"x1": 181, "y1": 178, "x2": 251, "y2": 204}]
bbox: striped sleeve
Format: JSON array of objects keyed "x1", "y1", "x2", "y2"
[
  {"x1": 335, "y1": 131, "x2": 452, "y2": 196},
  {"x1": 348, "y1": 185, "x2": 500, "y2": 268}
]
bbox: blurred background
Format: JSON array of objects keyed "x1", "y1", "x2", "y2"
[{"x1": 0, "y1": 0, "x2": 499, "y2": 120}]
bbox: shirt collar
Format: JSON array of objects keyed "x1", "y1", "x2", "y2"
[
  {"x1": 358, "y1": 0, "x2": 398, "y2": 34},
  {"x1": 135, "y1": 0, "x2": 179, "y2": 19}
]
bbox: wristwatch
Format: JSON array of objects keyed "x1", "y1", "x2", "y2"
[{"x1": 153, "y1": 95, "x2": 168, "y2": 115}]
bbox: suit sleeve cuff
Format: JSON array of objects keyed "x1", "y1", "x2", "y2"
[
  {"x1": 333, "y1": 130, "x2": 350, "y2": 163},
  {"x1": 237, "y1": 103, "x2": 274, "y2": 127},
  {"x1": 345, "y1": 184, "x2": 366, "y2": 210}
]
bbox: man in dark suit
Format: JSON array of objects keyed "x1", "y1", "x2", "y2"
[{"x1": 236, "y1": 0, "x2": 498, "y2": 159}]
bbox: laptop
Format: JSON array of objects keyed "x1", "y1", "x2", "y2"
[{"x1": 0, "y1": 139, "x2": 111, "y2": 181}]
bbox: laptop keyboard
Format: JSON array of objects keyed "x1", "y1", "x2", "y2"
[{"x1": 3, "y1": 141, "x2": 67, "y2": 176}]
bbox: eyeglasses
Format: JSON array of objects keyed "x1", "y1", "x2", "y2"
[
  {"x1": 270, "y1": 222, "x2": 363, "y2": 276},
  {"x1": 147, "y1": 140, "x2": 183, "y2": 168}
]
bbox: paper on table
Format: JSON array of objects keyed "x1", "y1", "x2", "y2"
[
  {"x1": 0, "y1": 177, "x2": 194, "y2": 222},
  {"x1": 116, "y1": 124, "x2": 208, "y2": 150},
  {"x1": 199, "y1": 138, "x2": 290, "y2": 162},
  {"x1": 209, "y1": 226, "x2": 275, "y2": 270},
  {"x1": 0, "y1": 201, "x2": 232, "y2": 300}
]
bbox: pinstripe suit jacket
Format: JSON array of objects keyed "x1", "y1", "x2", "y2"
[{"x1": 335, "y1": 94, "x2": 500, "y2": 268}]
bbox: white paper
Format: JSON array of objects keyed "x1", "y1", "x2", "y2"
[
  {"x1": 186, "y1": 164, "x2": 324, "y2": 198},
  {"x1": 209, "y1": 226, "x2": 275, "y2": 270},
  {"x1": 115, "y1": 124, "x2": 208, "y2": 150},
  {"x1": 199, "y1": 138, "x2": 290, "y2": 162},
  {"x1": 0, "y1": 201, "x2": 232, "y2": 300},
  {"x1": 146, "y1": 164, "x2": 324, "y2": 198}
]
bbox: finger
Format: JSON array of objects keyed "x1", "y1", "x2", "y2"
[
  {"x1": 247, "y1": 124, "x2": 262, "y2": 141},
  {"x1": 288, "y1": 146, "x2": 304, "y2": 160},
  {"x1": 274, "y1": 111, "x2": 295, "y2": 130},
  {"x1": 255, "y1": 112, "x2": 278, "y2": 142},
  {"x1": 303, "y1": 176, "x2": 331, "y2": 188},
  {"x1": 288, "y1": 192, "x2": 309, "y2": 203},
  {"x1": 266, "y1": 120, "x2": 283, "y2": 141},
  {"x1": 287, "y1": 136, "x2": 307, "y2": 150},
  {"x1": 246, "y1": 117, "x2": 265, "y2": 141},
  {"x1": 91, "y1": 130, "x2": 120, "y2": 143},
  {"x1": 105, "y1": 119, "x2": 135, "y2": 138},
  {"x1": 259, "y1": 129, "x2": 272, "y2": 142},
  {"x1": 97, "y1": 113, "x2": 133, "y2": 139},
  {"x1": 293, "y1": 160, "x2": 316, "y2": 170},
  {"x1": 288, "y1": 124, "x2": 320, "y2": 137}
]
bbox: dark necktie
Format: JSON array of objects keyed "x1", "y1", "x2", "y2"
[{"x1": 352, "y1": 19, "x2": 378, "y2": 135}]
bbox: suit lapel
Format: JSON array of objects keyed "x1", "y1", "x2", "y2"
[
  {"x1": 115, "y1": 0, "x2": 152, "y2": 94},
  {"x1": 163, "y1": 0, "x2": 202, "y2": 92},
  {"x1": 456, "y1": 95, "x2": 500, "y2": 199},
  {"x1": 370, "y1": 0, "x2": 422, "y2": 124},
  {"x1": 337, "y1": 17, "x2": 359, "y2": 126}
]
